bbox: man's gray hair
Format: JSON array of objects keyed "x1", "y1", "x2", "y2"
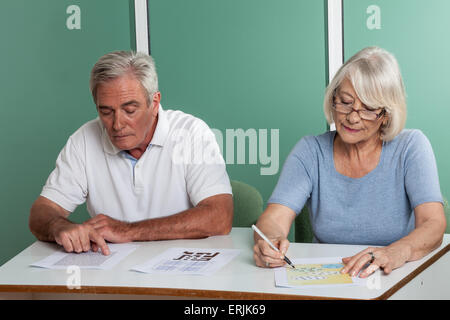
[{"x1": 90, "y1": 51, "x2": 159, "y2": 104}]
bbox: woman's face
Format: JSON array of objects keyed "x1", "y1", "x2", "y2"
[{"x1": 333, "y1": 78, "x2": 386, "y2": 147}]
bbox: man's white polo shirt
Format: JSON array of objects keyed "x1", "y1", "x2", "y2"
[{"x1": 41, "y1": 105, "x2": 232, "y2": 222}]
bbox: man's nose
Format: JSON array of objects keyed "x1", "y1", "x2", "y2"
[{"x1": 113, "y1": 112, "x2": 125, "y2": 131}]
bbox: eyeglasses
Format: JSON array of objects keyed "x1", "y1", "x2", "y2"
[{"x1": 331, "y1": 99, "x2": 386, "y2": 121}]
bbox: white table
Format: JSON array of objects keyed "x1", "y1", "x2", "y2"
[{"x1": 0, "y1": 228, "x2": 449, "y2": 300}]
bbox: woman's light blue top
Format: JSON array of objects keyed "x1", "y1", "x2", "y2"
[{"x1": 268, "y1": 129, "x2": 443, "y2": 246}]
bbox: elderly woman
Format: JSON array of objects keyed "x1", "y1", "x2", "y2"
[{"x1": 253, "y1": 46, "x2": 446, "y2": 278}]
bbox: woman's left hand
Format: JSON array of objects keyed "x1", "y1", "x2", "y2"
[{"x1": 341, "y1": 245, "x2": 411, "y2": 278}]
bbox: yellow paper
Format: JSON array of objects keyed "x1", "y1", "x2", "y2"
[{"x1": 286, "y1": 263, "x2": 352, "y2": 286}]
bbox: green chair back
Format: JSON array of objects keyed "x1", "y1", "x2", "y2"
[
  {"x1": 444, "y1": 198, "x2": 450, "y2": 234},
  {"x1": 295, "y1": 206, "x2": 314, "y2": 243},
  {"x1": 230, "y1": 180, "x2": 263, "y2": 227}
]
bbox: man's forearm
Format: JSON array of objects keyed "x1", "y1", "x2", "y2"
[
  {"x1": 29, "y1": 197, "x2": 71, "y2": 242},
  {"x1": 127, "y1": 195, "x2": 233, "y2": 241}
]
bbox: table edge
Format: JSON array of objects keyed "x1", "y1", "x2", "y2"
[{"x1": 0, "y1": 284, "x2": 360, "y2": 300}]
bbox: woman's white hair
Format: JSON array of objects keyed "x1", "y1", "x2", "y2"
[
  {"x1": 90, "y1": 51, "x2": 159, "y2": 104},
  {"x1": 324, "y1": 46, "x2": 407, "y2": 141}
]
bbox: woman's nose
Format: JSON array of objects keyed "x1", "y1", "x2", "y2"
[{"x1": 346, "y1": 109, "x2": 362, "y2": 123}]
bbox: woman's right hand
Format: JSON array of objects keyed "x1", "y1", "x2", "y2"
[
  {"x1": 253, "y1": 236, "x2": 290, "y2": 268},
  {"x1": 252, "y1": 203, "x2": 297, "y2": 268}
]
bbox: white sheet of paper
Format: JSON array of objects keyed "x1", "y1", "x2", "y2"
[
  {"x1": 274, "y1": 257, "x2": 368, "y2": 288},
  {"x1": 30, "y1": 243, "x2": 139, "y2": 270},
  {"x1": 131, "y1": 247, "x2": 241, "y2": 276}
]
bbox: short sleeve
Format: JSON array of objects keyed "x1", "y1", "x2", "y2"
[
  {"x1": 184, "y1": 120, "x2": 232, "y2": 206},
  {"x1": 268, "y1": 137, "x2": 314, "y2": 214},
  {"x1": 404, "y1": 130, "x2": 443, "y2": 209},
  {"x1": 40, "y1": 136, "x2": 88, "y2": 212}
]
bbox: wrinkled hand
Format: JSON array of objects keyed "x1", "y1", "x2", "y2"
[
  {"x1": 253, "y1": 237, "x2": 290, "y2": 268},
  {"x1": 84, "y1": 214, "x2": 132, "y2": 244},
  {"x1": 51, "y1": 218, "x2": 110, "y2": 255},
  {"x1": 341, "y1": 245, "x2": 409, "y2": 278}
]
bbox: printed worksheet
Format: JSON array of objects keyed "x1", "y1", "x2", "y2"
[
  {"x1": 30, "y1": 243, "x2": 139, "y2": 270},
  {"x1": 274, "y1": 257, "x2": 367, "y2": 288},
  {"x1": 131, "y1": 247, "x2": 241, "y2": 276}
]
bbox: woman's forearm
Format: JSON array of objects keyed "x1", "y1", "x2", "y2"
[{"x1": 392, "y1": 217, "x2": 445, "y2": 262}]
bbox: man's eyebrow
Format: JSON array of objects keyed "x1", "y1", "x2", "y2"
[
  {"x1": 97, "y1": 101, "x2": 140, "y2": 109},
  {"x1": 121, "y1": 100, "x2": 140, "y2": 107}
]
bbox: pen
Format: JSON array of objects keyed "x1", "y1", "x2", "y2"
[{"x1": 252, "y1": 224, "x2": 295, "y2": 269}]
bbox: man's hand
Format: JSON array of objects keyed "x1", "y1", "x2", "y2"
[
  {"x1": 84, "y1": 214, "x2": 132, "y2": 243},
  {"x1": 29, "y1": 196, "x2": 110, "y2": 255},
  {"x1": 51, "y1": 217, "x2": 110, "y2": 255}
]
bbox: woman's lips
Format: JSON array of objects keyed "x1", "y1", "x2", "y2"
[{"x1": 343, "y1": 125, "x2": 361, "y2": 133}]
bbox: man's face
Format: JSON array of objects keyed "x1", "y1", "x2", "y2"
[{"x1": 96, "y1": 74, "x2": 159, "y2": 151}]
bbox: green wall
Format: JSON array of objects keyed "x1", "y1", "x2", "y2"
[
  {"x1": 0, "y1": 0, "x2": 134, "y2": 265},
  {"x1": 343, "y1": 0, "x2": 450, "y2": 201},
  {"x1": 148, "y1": 0, "x2": 328, "y2": 205}
]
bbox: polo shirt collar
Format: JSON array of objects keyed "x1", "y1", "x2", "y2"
[
  {"x1": 149, "y1": 104, "x2": 169, "y2": 147},
  {"x1": 101, "y1": 104, "x2": 169, "y2": 155}
]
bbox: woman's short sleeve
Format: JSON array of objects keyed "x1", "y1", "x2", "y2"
[
  {"x1": 404, "y1": 130, "x2": 443, "y2": 209},
  {"x1": 268, "y1": 137, "x2": 315, "y2": 214}
]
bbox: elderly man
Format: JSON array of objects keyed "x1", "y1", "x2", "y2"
[{"x1": 29, "y1": 51, "x2": 233, "y2": 255}]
